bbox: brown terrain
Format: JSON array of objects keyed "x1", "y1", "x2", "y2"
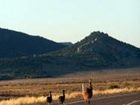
[{"x1": 0, "y1": 68, "x2": 140, "y2": 105}]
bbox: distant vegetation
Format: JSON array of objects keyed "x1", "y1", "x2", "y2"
[
  {"x1": 108, "y1": 84, "x2": 120, "y2": 89},
  {"x1": 0, "y1": 29, "x2": 140, "y2": 80}
]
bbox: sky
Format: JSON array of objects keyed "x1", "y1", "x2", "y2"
[{"x1": 0, "y1": 0, "x2": 140, "y2": 47}]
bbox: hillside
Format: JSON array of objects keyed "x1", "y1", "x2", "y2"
[
  {"x1": 50, "y1": 31, "x2": 140, "y2": 57},
  {"x1": 46, "y1": 31, "x2": 140, "y2": 69},
  {"x1": 60, "y1": 42, "x2": 73, "y2": 47},
  {"x1": 0, "y1": 31, "x2": 140, "y2": 80},
  {"x1": 0, "y1": 28, "x2": 66, "y2": 58}
]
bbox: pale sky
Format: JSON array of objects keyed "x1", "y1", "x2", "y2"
[{"x1": 0, "y1": 0, "x2": 140, "y2": 47}]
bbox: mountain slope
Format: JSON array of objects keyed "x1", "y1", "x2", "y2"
[
  {"x1": 50, "y1": 31, "x2": 140, "y2": 56},
  {"x1": 0, "y1": 31, "x2": 140, "y2": 80},
  {"x1": 0, "y1": 28, "x2": 66, "y2": 58},
  {"x1": 49, "y1": 31, "x2": 140, "y2": 66}
]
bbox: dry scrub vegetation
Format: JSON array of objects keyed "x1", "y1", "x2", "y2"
[{"x1": 0, "y1": 68, "x2": 140, "y2": 105}]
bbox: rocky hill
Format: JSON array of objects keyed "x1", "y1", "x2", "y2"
[{"x1": 49, "y1": 31, "x2": 140, "y2": 67}]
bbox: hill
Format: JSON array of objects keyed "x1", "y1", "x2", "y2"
[
  {"x1": 50, "y1": 31, "x2": 140, "y2": 56},
  {"x1": 0, "y1": 28, "x2": 66, "y2": 58},
  {"x1": 0, "y1": 31, "x2": 140, "y2": 80},
  {"x1": 60, "y1": 42, "x2": 73, "y2": 47},
  {"x1": 49, "y1": 31, "x2": 140, "y2": 67}
]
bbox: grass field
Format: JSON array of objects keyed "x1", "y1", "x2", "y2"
[{"x1": 0, "y1": 67, "x2": 140, "y2": 105}]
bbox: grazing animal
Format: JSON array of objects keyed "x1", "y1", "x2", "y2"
[
  {"x1": 46, "y1": 91, "x2": 52, "y2": 105},
  {"x1": 58, "y1": 90, "x2": 65, "y2": 105},
  {"x1": 82, "y1": 80, "x2": 93, "y2": 105}
]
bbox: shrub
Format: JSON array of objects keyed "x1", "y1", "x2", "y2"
[{"x1": 108, "y1": 84, "x2": 120, "y2": 89}]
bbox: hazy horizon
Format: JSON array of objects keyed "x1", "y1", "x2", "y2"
[{"x1": 0, "y1": 0, "x2": 140, "y2": 47}]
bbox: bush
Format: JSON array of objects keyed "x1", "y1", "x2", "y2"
[{"x1": 108, "y1": 84, "x2": 120, "y2": 89}]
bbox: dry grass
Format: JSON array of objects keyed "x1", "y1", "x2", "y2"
[
  {"x1": 0, "y1": 96, "x2": 45, "y2": 105},
  {"x1": 0, "y1": 87, "x2": 140, "y2": 105},
  {"x1": 0, "y1": 68, "x2": 140, "y2": 105}
]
